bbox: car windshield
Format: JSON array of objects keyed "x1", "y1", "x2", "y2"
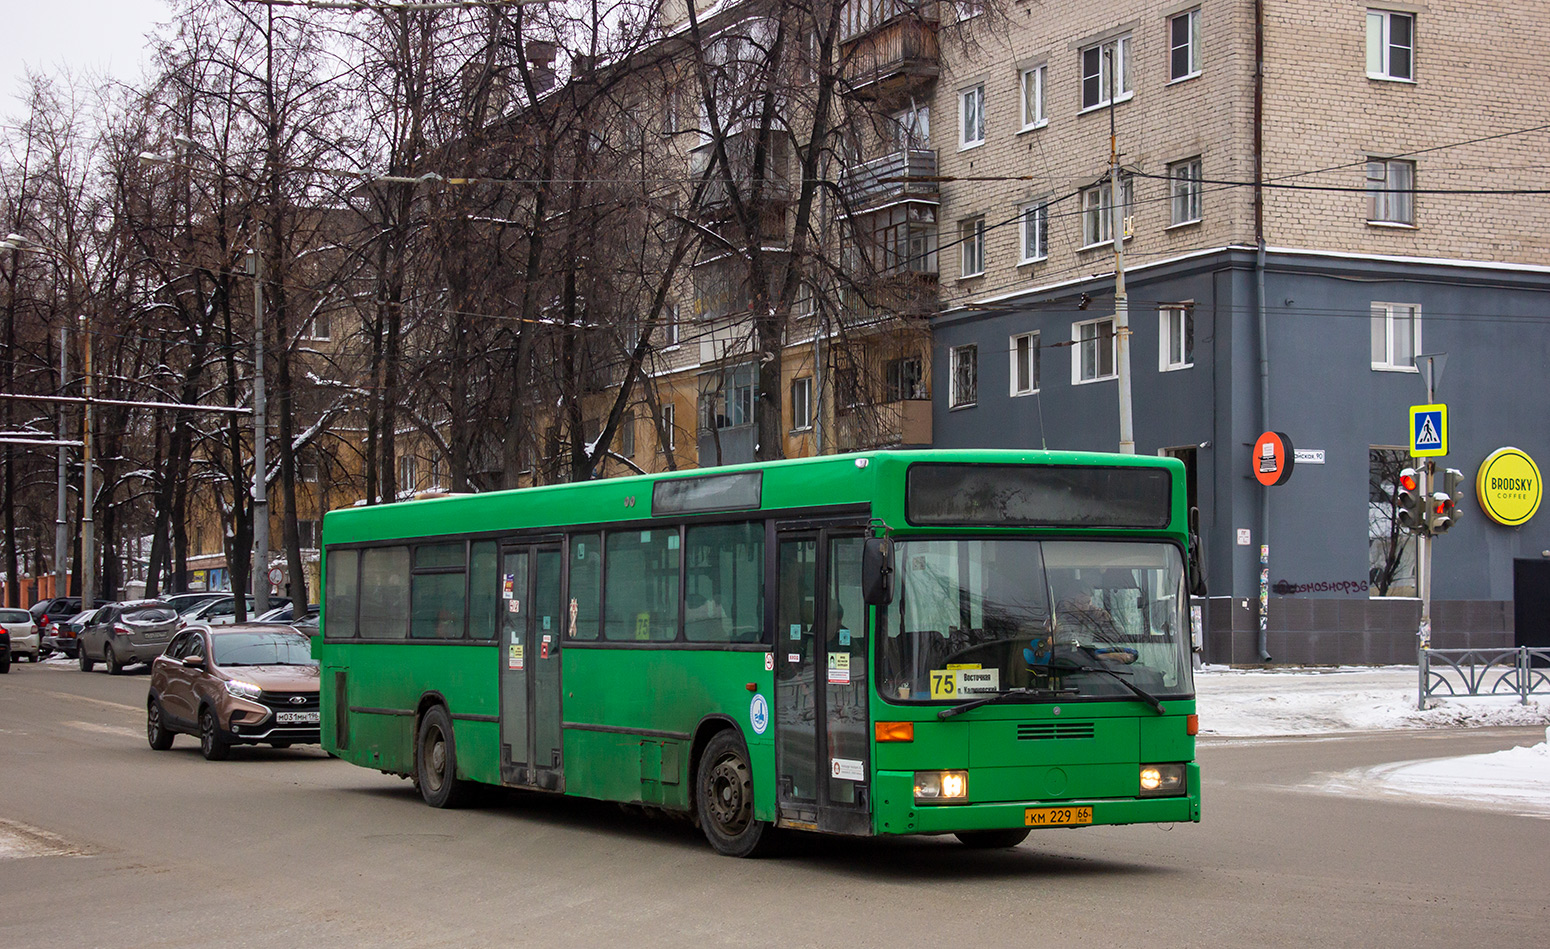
[
  {"x1": 63, "y1": 610, "x2": 96, "y2": 624},
  {"x1": 877, "y1": 539, "x2": 1194, "y2": 704},
  {"x1": 122, "y1": 606, "x2": 178, "y2": 625},
  {"x1": 0, "y1": 609, "x2": 31, "y2": 623},
  {"x1": 211, "y1": 631, "x2": 316, "y2": 666}
]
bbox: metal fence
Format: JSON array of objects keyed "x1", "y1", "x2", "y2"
[{"x1": 1418, "y1": 646, "x2": 1550, "y2": 709}]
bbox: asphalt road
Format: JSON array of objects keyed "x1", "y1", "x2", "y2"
[{"x1": 2, "y1": 660, "x2": 1546, "y2": 948}]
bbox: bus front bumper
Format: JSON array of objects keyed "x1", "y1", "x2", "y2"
[{"x1": 872, "y1": 765, "x2": 1201, "y2": 836}]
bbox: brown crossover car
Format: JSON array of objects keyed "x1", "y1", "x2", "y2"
[{"x1": 147, "y1": 624, "x2": 320, "y2": 760}]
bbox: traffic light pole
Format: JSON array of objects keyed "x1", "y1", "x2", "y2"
[{"x1": 1416, "y1": 366, "x2": 1437, "y2": 706}]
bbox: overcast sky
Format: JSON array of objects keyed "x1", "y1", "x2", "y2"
[{"x1": 1, "y1": 0, "x2": 169, "y2": 115}]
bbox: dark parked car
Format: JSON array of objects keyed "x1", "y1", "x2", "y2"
[
  {"x1": 147, "y1": 624, "x2": 320, "y2": 759},
  {"x1": 0, "y1": 626, "x2": 10, "y2": 673},
  {"x1": 78, "y1": 601, "x2": 181, "y2": 674},
  {"x1": 44, "y1": 608, "x2": 101, "y2": 660}
]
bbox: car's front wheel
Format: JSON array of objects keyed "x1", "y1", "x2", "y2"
[
  {"x1": 199, "y1": 707, "x2": 230, "y2": 761},
  {"x1": 147, "y1": 699, "x2": 174, "y2": 751}
]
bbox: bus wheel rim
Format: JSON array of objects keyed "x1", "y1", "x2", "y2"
[{"x1": 707, "y1": 752, "x2": 751, "y2": 835}]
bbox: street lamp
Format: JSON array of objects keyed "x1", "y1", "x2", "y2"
[{"x1": 0, "y1": 233, "x2": 94, "y2": 609}]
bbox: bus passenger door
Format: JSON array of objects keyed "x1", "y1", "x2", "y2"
[
  {"x1": 499, "y1": 543, "x2": 565, "y2": 790},
  {"x1": 774, "y1": 528, "x2": 871, "y2": 835}
]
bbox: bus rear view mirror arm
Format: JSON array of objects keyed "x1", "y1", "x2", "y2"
[{"x1": 862, "y1": 537, "x2": 894, "y2": 606}]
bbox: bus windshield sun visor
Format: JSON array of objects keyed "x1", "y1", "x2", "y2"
[{"x1": 906, "y1": 463, "x2": 1172, "y2": 528}]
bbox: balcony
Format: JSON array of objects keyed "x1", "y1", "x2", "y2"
[
  {"x1": 841, "y1": 7, "x2": 941, "y2": 101},
  {"x1": 688, "y1": 135, "x2": 794, "y2": 214},
  {"x1": 836, "y1": 399, "x2": 932, "y2": 451},
  {"x1": 841, "y1": 149, "x2": 937, "y2": 213}
]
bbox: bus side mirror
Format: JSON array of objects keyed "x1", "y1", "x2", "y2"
[
  {"x1": 1187, "y1": 506, "x2": 1208, "y2": 598},
  {"x1": 862, "y1": 537, "x2": 894, "y2": 606}
]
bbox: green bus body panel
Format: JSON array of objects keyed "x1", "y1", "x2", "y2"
[{"x1": 316, "y1": 449, "x2": 1198, "y2": 837}]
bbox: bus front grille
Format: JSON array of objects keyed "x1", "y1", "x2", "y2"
[{"x1": 1016, "y1": 722, "x2": 1096, "y2": 741}]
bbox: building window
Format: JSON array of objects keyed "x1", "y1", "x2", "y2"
[
  {"x1": 1019, "y1": 64, "x2": 1046, "y2": 130},
  {"x1": 1010, "y1": 332, "x2": 1040, "y2": 396},
  {"x1": 949, "y1": 344, "x2": 978, "y2": 408},
  {"x1": 1073, "y1": 317, "x2": 1116, "y2": 383},
  {"x1": 886, "y1": 356, "x2": 924, "y2": 401},
  {"x1": 1080, "y1": 177, "x2": 1134, "y2": 247},
  {"x1": 1169, "y1": 157, "x2": 1202, "y2": 226},
  {"x1": 959, "y1": 217, "x2": 986, "y2": 277},
  {"x1": 1170, "y1": 8, "x2": 1202, "y2": 81},
  {"x1": 660, "y1": 403, "x2": 676, "y2": 451},
  {"x1": 959, "y1": 83, "x2": 985, "y2": 149},
  {"x1": 1019, "y1": 202, "x2": 1048, "y2": 263},
  {"x1": 1081, "y1": 34, "x2": 1132, "y2": 110},
  {"x1": 399, "y1": 455, "x2": 417, "y2": 493},
  {"x1": 1160, "y1": 305, "x2": 1193, "y2": 371},
  {"x1": 1369, "y1": 447, "x2": 1418, "y2": 596},
  {"x1": 305, "y1": 312, "x2": 331, "y2": 341},
  {"x1": 298, "y1": 462, "x2": 319, "y2": 483},
  {"x1": 662, "y1": 303, "x2": 680, "y2": 347},
  {"x1": 893, "y1": 105, "x2": 930, "y2": 150},
  {"x1": 860, "y1": 203, "x2": 938, "y2": 275},
  {"x1": 620, "y1": 410, "x2": 635, "y2": 457},
  {"x1": 297, "y1": 519, "x2": 319, "y2": 549},
  {"x1": 1366, "y1": 11, "x2": 1414, "y2": 81},
  {"x1": 1367, "y1": 158, "x2": 1414, "y2": 225},
  {"x1": 790, "y1": 377, "x2": 813, "y2": 431},
  {"x1": 1371, "y1": 303, "x2": 1420, "y2": 371}
]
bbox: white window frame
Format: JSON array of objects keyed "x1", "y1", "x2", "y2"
[
  {"x1": 1080, "y1": 34, "x2": 1133, "y2": 112},
  {"x1": 1169, "y1": 157, "x2": 1203, "y2": 226},
  {"x1": 1371, "y1": 302, "x2": 1420, "y2": 371},
  {"x1": 1071, "y1": 317, "x2": 1117, "y2": 384},
  {"x1": 1019, "y1": 202, "x2": 1048, "y2": 264},
  {"x1": 660, "y1": 403, "x2": 677, "y2": 450},
  {"x1": 949, "y1": 344, "x2": 978, "y2": 408},
  {"x1": 1019, "y1": 64, "x2": 1046, "y2": 131},
  {"x1": 1366, "y1": 10, "x2": 1415, "y2": 82},
  {"x1": 1159, "y1": 305, "x2": 1194, "y2": 371},
  {"x1": 959, "y1": 217, "x2": 986, "y2": 278},
  {"x1": 1367, "y1": 158, "x2": 1415, "y2": 225},
  {"x1": 1080, "y1": 177, "x2": 1134, "y2": 248},
  {"x1": 790, "y1": 376, "x2": 813, "y2": 432},
  {"x1": 1009, "y1": 331, "x2": 1040, "y2": 396},
  {"x1": 1169, "y1": 8, "x2": 1202, "y2": 83},
  {"x1": 620, "y1": 410, "x2": 636, "y2": 458},
  {"x1": 662, "y1": 303, "x2": 680, "y2": 348},
  {"x1": 304, "y1": 312, "x2": 331, "y2": 341},
  {"x1": 959, "y1": 83, "x2": 986, "y2": 150}
]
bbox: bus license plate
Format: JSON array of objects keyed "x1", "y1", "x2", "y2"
[
  {"x1": 276, "y1": 711, "x2": 319, "y2": 725},
  {"x1": 1025, "y1": 806, "x2": 1092, "y2": 827}
]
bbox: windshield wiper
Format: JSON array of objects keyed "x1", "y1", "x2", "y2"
[
  {"x1": 937, "y1": 686, "x2": 1076, "y2": 720},
  {"x1": 1046, "y1": 657, "x2": 1165, "y2": 714}
]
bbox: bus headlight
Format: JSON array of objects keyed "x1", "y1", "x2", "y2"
[
  {"x1": 914, "y1": 770, "x2": 968, "y2": 802},
  {"x1": 1139, "y1": 764, "x2": 1186, "y2": 796}
]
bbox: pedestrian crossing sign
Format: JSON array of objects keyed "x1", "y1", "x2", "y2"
[{"x1": 1409, "y1": 403, "x2": 1447, "y2": 457}]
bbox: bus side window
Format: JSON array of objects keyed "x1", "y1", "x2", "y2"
[
  {"x1": 684, "y1": 522, "x2": 764, "y2": 644},
  {"x1": 360, "y1": 546, "x2": 410, "y2": 639},
  {"x1": 325, "y1": 548, "x2": 359, "y2": 638},
  {"x1": 604, "y1": 530, "x2": 679, "y2": 642},
  {"x1": 569, "y1": 534, "x2": 602, "y2": 640}
]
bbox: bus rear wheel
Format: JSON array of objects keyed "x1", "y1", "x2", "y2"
[
  {"x1": 955, "y1": 828, "x2": 1031, "y2": 849},
  {"x1": 696, "y1": 730, "x2": 774, "y2": 857},
  {"x1": 416, "y1": 705, "x2": 469, "y2": 808}
]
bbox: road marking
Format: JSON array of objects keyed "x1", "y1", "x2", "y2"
[
  {"x1": 40, "y1": 691, "x2": 140, "y2": 713},
  {"x1": 0, "y1": 819, "x2": 91, "y2": 860},
  {"x1": 64, "y1": 720, "x2": 141, "y2": 740}
]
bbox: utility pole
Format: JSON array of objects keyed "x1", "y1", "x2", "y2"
[
  {"x1": 81, "y1": 313, "x2": 94, "y2": 610},
  {"x1": 55, "y1": 328, "x2": 67, "y2": 600},
  {"x1": 1108, "y1": 47, "x2": 1135, "y2": 455},
  {"x1": 248, "y1": 249, "x2": 269, "y2": 615}
]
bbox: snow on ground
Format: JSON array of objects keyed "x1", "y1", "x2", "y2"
[{"x1": 1196, "y1": 665, "x2": 1550, "y2": 819}]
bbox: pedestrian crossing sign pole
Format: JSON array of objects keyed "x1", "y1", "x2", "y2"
[{"x1": 1409, "y1": 403, "x2": 1447, "y2": 458}]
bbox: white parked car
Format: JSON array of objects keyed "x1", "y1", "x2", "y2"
[{"x1": 0, "y1": 608, "x2": 42, "y2": 662}]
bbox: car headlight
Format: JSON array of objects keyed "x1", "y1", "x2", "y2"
[
  {"x1": 1139, "y1": 764, "x2": 1187, "y2": 797},
  {"x1": 225, "y1": 679, "x2": 263, "y2": 700},
  {"x1": 913, "y1": 770, "x2": 969, "y2": 803}
]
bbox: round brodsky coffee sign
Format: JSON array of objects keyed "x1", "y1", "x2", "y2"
[{"x1": 1476, "y1": 447, "x2": 1541, "y2": 526}]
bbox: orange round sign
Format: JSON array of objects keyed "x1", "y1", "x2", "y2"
[{"x1": 1253, "y1": 431, "x2": 1295, "y2": 486}]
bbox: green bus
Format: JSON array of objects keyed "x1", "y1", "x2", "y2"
[{"x1": 317, "y1": 449, "x2": 1201, "y2": 856}]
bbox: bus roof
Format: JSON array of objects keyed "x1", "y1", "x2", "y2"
[{"x1": 321, "y1": 449, "x2": 1186, "y2": 546}]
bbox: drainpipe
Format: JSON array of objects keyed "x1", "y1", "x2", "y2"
[{"x1": 1254, "y1": 0, "x2": 1272, "y2": 662}]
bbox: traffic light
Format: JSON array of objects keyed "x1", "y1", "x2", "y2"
[
  {"x1": 1430, "y1": 468, "x2": 1465, "y2": 535},
  {"x1": 1396, "y1": 467, "x2": 1426, "y2": 533}
]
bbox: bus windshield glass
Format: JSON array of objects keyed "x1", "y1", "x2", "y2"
[{"x1": 877, "y1": 539, "x2": 1193, "y2": 703}]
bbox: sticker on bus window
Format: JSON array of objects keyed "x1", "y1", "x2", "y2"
[
  {"x1": 827, "y1": 653, "x2": 851, "y2": 685},
  {"x1": 569, "y1": 599, "x2": 579, "y2": 638},
  {"x1": 667, "y1": 534, "x2": 680, "y2": 550},
  {"x1": 508, "y1": 599, "x2": 521, "y2": 613},
  {"x1": 789, "y1": 624, "x2": 802, "y2": 640},
  {"x1": 765, "y1": 652, "x2": 774, "y2": 671},
  {"x1": 503, "y1": 575, "x2": 515, "y2": 599},
  {"x1": 576, "y1": 543, "x2": 585, "y2": 559},
  {"x1": 640, "y1": 531, "x2": 651, "y2": 543},
  {"x1": 830, "y1": 757, "x2": 864, "y2": 781},
  {"x1": 787, "y1": 653, "x2": 800, "y2": 664},
  {"x1": 508, "y1": 642, "x2": 524, "y2": 670},
  {"x1": 930, "y1": 667, "x2": 999, "y2": 698},
  {"x1": 542, "y1": 616, "x2": 551, "y2": 631},
  {"x1": 838, "y1": 628, "x2": 851, "y2": 647},
  {"x1": 635, "y1": 612, "x2": 651, "y2": 640}
]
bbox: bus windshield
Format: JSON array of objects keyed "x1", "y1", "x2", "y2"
[{"x1": 877, "y1": 539, "x2": 1194, "y2": 704}]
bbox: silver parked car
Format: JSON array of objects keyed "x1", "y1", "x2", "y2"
[
  {"x1": 77, "y1": 601, "x2": 181, "y2": 674},
  {"x1": 179, "y1": 595, "x2": 289, "y2": 627}
]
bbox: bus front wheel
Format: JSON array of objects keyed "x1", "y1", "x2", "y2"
[
  {"x1": 696, "y1": 730, "x2": 774, "y2": 857},
  {"x1": 415, "y1": 705, "x2": 469, "y2": 808}
]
